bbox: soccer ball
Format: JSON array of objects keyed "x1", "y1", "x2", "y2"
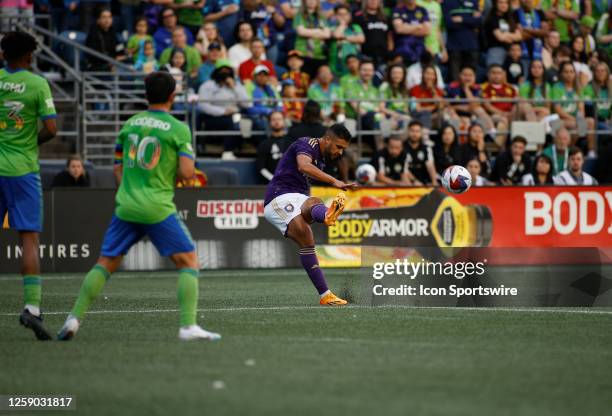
[
  {"x1": 356, "y1": 163, "x2": 377, "y2": 185},
  {"x1": 442, "y1": 165, "x2": 472, "y2": 194}
]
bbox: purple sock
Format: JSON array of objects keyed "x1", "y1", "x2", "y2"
[
  {"x1": 299, "y1": 247, "x2": 329, "y2": 295},
  {"x1": 311, "y1": 204, "x2": 327, "y2": 224}
]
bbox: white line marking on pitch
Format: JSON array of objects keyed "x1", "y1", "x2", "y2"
[{"x1": 0, "y1": 305, "x2": 611, "y2": 317}]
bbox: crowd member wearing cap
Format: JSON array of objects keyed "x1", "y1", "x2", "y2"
[
  {"x1": 239, "y1": 38, "x2": 278, "y2": 84},
  {"x1": 281, "y1": 50, "x2": 310, "y2": 97},
  {"x1": 197, "y1": 42, "x2": 224, "y2": 86},
  {"x1": 578, "y1": 16, "x2": 597, "y2": 55},
  {"x1": 195, "y1": 22, "x2": 227, "y2": 61},
  {"x1": 246, "y1": 65, "x2": 283, "y2": 140},
  {"x1": 197, "y1": 59, "x2": 252, "y2": 159}
]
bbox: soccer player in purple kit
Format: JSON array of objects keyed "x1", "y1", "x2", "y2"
[{"x1": 264, "y1": 124, "x2": 357, "y2": 306}]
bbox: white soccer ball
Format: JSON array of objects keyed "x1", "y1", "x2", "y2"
[
  {"x1": 442, "y1": 165, "x2": 472, "y2": 194},
  {"x1": 356, "y1": 163, "x2": 377, "y2": 185}
]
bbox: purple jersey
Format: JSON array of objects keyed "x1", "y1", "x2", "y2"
[{"x1": 264, "y1": 137, "x2": 325, "y2": 206}]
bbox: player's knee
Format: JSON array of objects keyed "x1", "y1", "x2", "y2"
[
  {"x1": 171, "y1": 251, "x2": 199, "y2": 270},
  {"x1": 97, "y1": 256, "x2": 122, "y2": 274}
]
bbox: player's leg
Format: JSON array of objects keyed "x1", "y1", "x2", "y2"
[
  {"x1": 301, "y1": 194, "x2": 346, "y2": 227},
  {"x1": 58, "y1": 216, "x2": 142, "y2": 341},
  {"x1": 147, "y1": 213, "x2": 220, "y2": 341}
]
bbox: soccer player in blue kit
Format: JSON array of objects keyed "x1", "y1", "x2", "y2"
[{"x1": 263, "y1": 124, "x2": 357, "y2": 306}]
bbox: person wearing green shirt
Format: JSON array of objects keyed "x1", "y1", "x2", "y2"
[
  {"x1": 379, "y1": 64, "x2": 411, "y2": 129},
  {"x1": 328, "y1": 4, "x2": 365, "y2": 76},
  {"x1": 57, "y1": 72, "x2": 221, "y2": 342},
  {"x1": 174, "y1": 0, "x2": 205, "y2": 35},
  {"x1": 0, "y1": 32, "x2": 57, "y2": 341},
  {"x1": 159, "y1": 27, "x2": 202, "y2": 76},
  {"x1": 307, "y1": 64, "x2": 344, "y2": 120},
  {"x1": 339, "y1": 54, "x2": 360, "y2": 92},
  {"x1": 417, "y1": 0, "x2": 446, "y2": 61},
  {"x1": 541, "y1": 0, "x2": 579, "y2": 43},
  {"x1": 542, "y1": 126, "x2": 571, "y2": 174},
  {"x1": 595, "y1": 10, "x2": 612, "y2": 56},
  {"x1": 582, "y1": 61, "x2": 611, "y2": 122},
  {"x1": 517, "y1": 59, "x2": 551, "y2": 120},
  {"x1": 293, "y1": 0, "x2": 332, "y2": 77},
  {"x1": 345, "y1": 59, "x2": 381, "y2": 149},
  {"x1": 126, "y1": 17, "x2": 155, "y2": 57}
]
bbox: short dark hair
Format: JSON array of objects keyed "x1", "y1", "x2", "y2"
[
  {"x1": 145, "y1": 71, "x2": 176, "y2": 104},
  {"x1": 460, "y1": 64, "x2": 476, "y2": 74},
  {"x1": 487, "y1": 63, "x2": 504, "y2": 72},
  {"x1": 1, "y1": 31, "x2": 37, "y2": 62},
  {"x1": 569, "y1": 146, "x2": 583, "y2": 157},
  {"x1": 302, "y1": 100, "x2": 322, "y2": 124},
  {"x1": 345, "y1": 54, "x2": 359, "y2": 64},
  {"x1": 327, "y1": 124, "x2": 352, "y2": 142},
  {"x1": 512, "y1": 135, "x2": 527, "y2": 146},
  {"x1": 334, "y1": 4, "x2": 350, "y2": 13},
  {"x1": 359, "y1": 57, "x2": 374, "y2": 68},
  {"x1": 66, "y1": 154, "x2": 84, "y2": 167},
  {"x1": 408, "y1": 120, "x2": 422, "y2": 129}
]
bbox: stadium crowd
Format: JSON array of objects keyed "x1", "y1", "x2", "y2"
[{"x1": 1, "y1": 0, "x2": 610, "y2": 183}]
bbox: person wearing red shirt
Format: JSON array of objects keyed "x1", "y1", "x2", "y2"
[
  {"x1": 238, "y1": 38, "x2": 277, "y2": 83},
  {"x1": 409, "y1": 64, "x2": 458, "y2": 129},
  {"x1": 481, "y1": 64, "x2": 517, "y2": 147}
]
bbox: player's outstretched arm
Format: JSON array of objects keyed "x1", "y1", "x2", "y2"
[
  {"x1": 296, "y1": 154, "x2": 358, "y2": 190},
  {"x1": 37, "y1": 118, "x2": 57, "y2": 145},
  {"x1": 177, "y1": 156, "x2": 195, "y2": 182}
]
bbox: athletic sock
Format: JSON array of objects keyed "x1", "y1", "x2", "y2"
[
  {"x1": 177, "y1": 268, "x2": 199, "y2": 327},
  {"x1": 299, "y1": 247, "x2": 329, "y2": 295},
  {"x1": 71, "y1": 264, "x2": 111, "y2": 320},
  {"x1": 311, "y1": 204, "x2": 327, "y2": 224},
  {"x1": 23, "y1": 275, "x2": 42, "y2": 315}
]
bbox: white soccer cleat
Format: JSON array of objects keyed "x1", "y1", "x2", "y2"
[
  {"x1": 57, "y1": 315, "x2": 80, "y2": 341},
  {"x1": 178, "y1": 325, "x2": 221, "y2": 341}
]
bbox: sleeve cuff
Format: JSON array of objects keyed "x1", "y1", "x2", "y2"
[
  {"x1": 40, "y1": 114, "x2": 57, "y2": 120},
  {"x1": 179, "y1": 152, "x2": 195, "y2": 160}
]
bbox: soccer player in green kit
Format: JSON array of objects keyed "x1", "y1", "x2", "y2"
[
  {"x1": 58, "y1": 72, "x2": 220, "y2": 341},
  {"x1": 0, "y1": 32, "x2": 58, "y2": 340}
]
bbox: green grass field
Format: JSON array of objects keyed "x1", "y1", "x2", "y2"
[{"x1": 1, "y1": 269, "x2": 611, "y2": 416}]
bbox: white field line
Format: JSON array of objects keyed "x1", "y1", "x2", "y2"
[{"x1": 0, "y1": 305, "x2": 611, "y2": 317}]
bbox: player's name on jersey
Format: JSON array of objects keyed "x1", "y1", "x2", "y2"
[
  {"x1": 129, "y1": 117, "x2": 171, "y2": 131},
  {"x1": 0, "y1": 80, "x2": 26, "y2": 93}
]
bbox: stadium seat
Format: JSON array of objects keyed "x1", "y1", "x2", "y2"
[
  {"x1": 343, "y1": 118, "x2": 357, "y2": 138},
  {"x1": 202, "y1": 167, "x2": 240, "y2": 186},
  {"x1": 90, "y1": 166, "x2": 116, "y2": 188},
  {"x1": 511, "y1": 122, "x2": 546, "y2": 152}
]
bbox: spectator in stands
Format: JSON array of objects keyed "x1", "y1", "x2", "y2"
[
  {"x1": 578, "y1": 16, "x2": 597, "y2": 55},
  {"x1": 379, "y1": 64, "x2": 411, "y2": 130},
  {"x1": 195, "y1": 22, "x2": 227, "y2": 61},
  {"x1": 446, "y1": 66, "x2": 496, "y2": 138},
  {"x1": 514, "y1": 0, "x2": 549, "y2": 71},
  {"x1": 405, "y1": 120, "x2": 437, "y2": 185},
  {"x1": 545, "y1": 44, "x2": 571, "y2": 84},
  {"x1": 127, "y1": 17, "x2": 154, "y2": 58},
  {"x1": 466, "y1": 158, "x2": 492, "y2": 186},
  {"x1": 503, "y1": 43, "x2": 526, "y2": 85},
  {"x1": 571, "y1": 35, "x2": 593, "y2": 86},
  {"x1": 85, "y1": 7, "x2": 126, "y2": 71},
  {"x1": 134, "y1": 40, "x2": 159, "y2": 74},
  {"x1": 246, "y1": 65, "x2": 283, "y2": 134},
  {"x1": 391, "y1": 0, "x2": 430, "y2": 66},
  {"x1": 346, "y1": 58, "x2": 381, "y2": 149},
  {"x1": 51, "y1": 155, "x2": 90, "y2": 188},
  {"x1": 197, "y1": 41, "x2": 223, "y2": 86},
  {"x1": 353, "y1": 0, "x2": 392, "y2": 68},
  {"x1": 48, "y1": 0, "x2": 79, "y2": 34},
  {"x1": 491, "y1": 135, "x2": 531, "y2": 184},
  {"x1": 543, "y1": 126, "x2": 571, "y2": 174},
  {"x1": 542, "y1": 30, "x2": 561, "y2": 69},
  {"x1": 433, "y1": 123, "x2": 462, "y2": 174},
  {"x1": 460, "y1": 122, "x2": 492, "y2": 178},
  {"x1": 557, "y1": 146, "x2": 599, "y2": 185},
  {"x1": 521, "y1": 154, "x2": 559, "y2": 185},
  {"x1": 159, "y1": 27, "x2": 202, "y2": 79},
  {"x1": 551, "y1": 61, "x2": 597, "y2": 156},
  {"x1": 410, "y1": 64, "x2": 454, "y2": 130},
  {"x1": 240, "y1": 0, "x2": 285, "y2": 64},
  {"x1": 154, "y1": 8, "x2": 195, "y2": 57},
  {"x1": 174, "y1": 0, "x2": 205, "y2": 37},
  {"x1": 371, "y1": 135, "x2": 413, "y2": 185},
  {"x1": 79, "y1": 0, "x2": 110, "y2": 32},
  {"x1": 582, "y1": 61, "x2": 612, "y2": 132},
  {"x1": 118, "y1": 0, "x2": 143, "y2": 35},
  {"x1": 484, "y1": 0, "x2": 522, "y2": 67},
  {"x1": 162, "y1": 49, "x2": 189, "y2": 110},
  {"x1": 281, "y1": 80, "x2": 304, "y2": 122},
  {"x1": 339, "y1": 54, "x2": 360, "y2": 91},
  {"x1": 197, "y1": 60, "x2": 251, "y2": 159},
  {"x1": 406, "y1": 51, "x2": 444, "y2": 90},
  {"x1": 307, "y1": 64, "x2": 344, "y2": 122},
  {"x1": 281, "y1": 50, "x2": 310, "y2": 97},
  {"x1": 257, "y1": 111, "x2": 288, "y2": 182},
  {"x1": 595, "y1": 5, "x2": 612, "y2": 57},
  {"x1": 293, "y1": 0, "x2": 332, "y2": 77},
  {"x1": 419, "y1": 0, "x2": 447, "y2": 66},
  {"x1": 542, "y1": 0, "x2": 579, "y2": 44},
  {"x1": 444, "y1": 0, "x2": 483, "y2": 82},
  {"x1": 202, "y1": 0, "x2": 240, "y2": 46},
  {"x1": 516, "y1": 59, "x2": 550, "y2": 121},
  {"x1": 329, "y1": 4, "x2": 365, "y2": 76},
  {"x1": 239, "y1": 38, "x2": 278, "y2": 84},
  {"x1": 287, "y1": 99, "x2": 327, "y2": 142},
  {"x1": 228, "y1": 21, "x2": 259, "y2": 69},
  {"x1": 481, "y1": 64, "x2": 517, "y2": 147}
]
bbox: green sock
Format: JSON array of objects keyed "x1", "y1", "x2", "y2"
[
  {"x1": 23, "y1": 275, "x2": 42, "y2": 307},
  {"x1": 177, "y1": 268, "x2": 199, "y2": 327},
  {"x1": 71, "y1": 265, "x2": 110, "y2": 320}
]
